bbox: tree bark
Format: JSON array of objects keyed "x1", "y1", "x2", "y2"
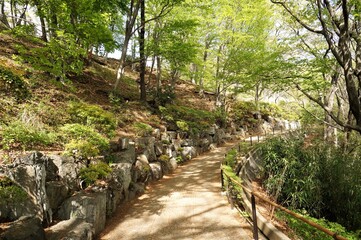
[
  {"x1": 114, "y1": 0, "x2": 141, "y2": 91},
  {"x1": 139, "y1": 0, "x2": 146, "y2": 101},
  {"x1": 0, "y1": 0, "x2": 10, "y2": 28}
]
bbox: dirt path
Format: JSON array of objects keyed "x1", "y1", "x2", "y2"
[{"x1": 99, "y1": 142, "x2": 254, "y2": 240}]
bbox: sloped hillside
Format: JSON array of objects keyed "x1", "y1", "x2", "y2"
[{"x1": 0, "y1": 32, "x2": 220, "y2": 163}]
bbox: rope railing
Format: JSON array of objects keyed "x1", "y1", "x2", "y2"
[{"x1": 220, "y1": 164, "x2": 348, "y2": 240}]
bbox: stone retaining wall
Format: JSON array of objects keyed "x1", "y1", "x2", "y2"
[{"x1": 0, "y1": 126, "x2": 235, "y2": 240}]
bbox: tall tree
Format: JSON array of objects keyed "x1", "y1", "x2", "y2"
[{"x1": 271, "y1": 0, "x2": 361, "y2": 134}]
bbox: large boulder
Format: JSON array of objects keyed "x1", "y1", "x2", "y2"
[
  {"x1": 134, "y1": 157, "x2": 151, "y2": 184},
  {"x1": 46, "y1": 181, "x2": 69, "y2": 213},
  {"x1": 0, "y1": 215, "x2": 45, "y2": 240},
  {"x1": 5, "y1": 152, "x2": 54, "y2": 224},
  {"x1": 112, "y1": 143, "x2": 136, "y2": 164},
  {"x1": 110, "y1": 138, "x2": 130, "y2": 152},
  {"x1": 149, "y1": 162, "x2": 163, "y2": 180},
  {"x1": 45, "y1": 218, "x2": 93, "y2": 240},
  {"x1": 136, "y1": 137, "x2": 156, "y2": 162},
  {"x1": 50, "y1": 154, "x2": 85, "y2": 192},
  {"x1": 110, "y1": 163, "x2": 132, "y2": 200},
  {"x1": 57, "y1": 191, "x2": 106, "y2": 236}
]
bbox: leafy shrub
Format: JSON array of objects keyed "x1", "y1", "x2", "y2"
[
  {"x1": 79, "y1": 162, "x2": 112, "y2": 186},
  {"x1": 276, "y1": 211, "x2": 360, "y2": 240},
  {"x1": 60, "y1": 123, "x2": 109, "y2": 158},
  {"x1": 0, "y1": 66, "x2": 30, "y2": 101},
  {"x1": 11, "y1": 24, "x2": 37, "y2": 37},
  {"x1": 159, "y1": 154, "x2": 170, "y2": 162},
  {"x1": 1, "y1": 120, "x2": 56, "y2": 150},
  {"x1": 151, "y1": 86, "x2": 176, "y2": 106},
  {"x1": 64, "y1": 140, "x2": 100, "y2": 159},
  {"x1": 20, "y1": 31, "x2": 85, "y2": 81},
  {"x1": 159, "y1": 105, "x2": 215, "y2": 135},
  {"x1": 133, "y1": 122, "x2": 153, "y2": 137},
  {"x1": 259, "y1": 133, "x2": 361, "y2": 231},
  {"x1": 176, "y1": 121, "x2": 189, "y2": 131},
  {"x1": 68, "y1": 101, "x2": 116, "y2": 137},
  {"x1": 230, "y1": 101, "x2": 300, "y2": 126},
  {"x1": 259, "y1": 135, "x2": 322, "y2": 214},
  {"x1": 224, "y1": 149, "x2": 237, "y2": 169},
  {"x1": 175, "y1": 156, "x2": 183, "y2": 163},
  {"x1": 0, "y1": 177, "x2": 27, "y2": 205}
]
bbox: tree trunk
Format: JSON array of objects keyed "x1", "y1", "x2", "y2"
[
  {"x1": 0, "y1": 0, "x2": 10, "y2": 28},
  {"x1": 156, "y1": 55, "x2": 162, "y2": 94},
  {"x1": 148, "y1": 55, "x2": 155, "y2": 85},
  {"x1": 114, "y1": 0, "x2": 140, "y2": 91},
  {"x1": 215, "y1": 45, "x2": 222, "y2": 107},
  {"x1": 139, "y1": 0, "x2": 146, "y2": 101}
]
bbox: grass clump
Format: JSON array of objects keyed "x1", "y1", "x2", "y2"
[
  {"x1": 1, "y1": 120, "x2": 56, "y2": 150},
  {"x1": 60, "y1": 123, "x2": 109, "y2": 158},
  {"x1": 276, "y1": 211, "x2": 360, "y2": 240},
  {"x1": 0, "y1": 177, "x2": 27, "y2": 205},
  {"x1": 79, "y1": 161, "x2": 112, "y2": 187},
  {"x1": 68, "y1": 101, "x2": 116, "y2": 137},
  {"x1": 0, "y1": 65, "x2": 30, "y2": 102},
  {"x1": 159, "y1": 105, "x2": 215, "y2": 135},
  {"x1": 259, "y1": 133, "x2": 361, "y2": 231},
  {"x1": 133, "y1": 122, "x2": 153, "y2": 137},
  {"x1": 224, "y1": 149, "x2": 237, "y2": 169}
]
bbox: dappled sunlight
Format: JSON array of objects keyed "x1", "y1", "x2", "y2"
[{"x1": 99, "y1": 142, "x2": 253, "y2": 239}]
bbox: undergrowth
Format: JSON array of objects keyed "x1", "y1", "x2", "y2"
[{"x1": 259, "y1": 133, "x2": 361, "y2": 232}]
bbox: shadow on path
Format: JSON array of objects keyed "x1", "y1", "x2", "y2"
[{"x1": 99, "y1": 142, "x2": 253, "y2": 240}]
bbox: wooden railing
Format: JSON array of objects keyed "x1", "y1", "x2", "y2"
[{"x1": 221, "y1": 162, "x2": 348, "y2": 240}]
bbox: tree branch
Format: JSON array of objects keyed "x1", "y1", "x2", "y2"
[
  {"x1": 295, "y1": 83, "x2": 361, "y2": 132},
  {"x1": 270, "y1": 0, "x2": 324, "y2": 34}
]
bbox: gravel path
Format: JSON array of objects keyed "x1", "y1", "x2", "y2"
[{"x1": 99, "y1": 142, "x2": 253, "y2": 240}]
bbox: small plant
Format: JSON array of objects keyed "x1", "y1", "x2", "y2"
[
  {"x1": 64, "y1": 139, "x2": 100, "y2": 159},
  {"x1": 175, "y1": 156, "x2": 183, "y2": 163},
  {"x1": 0, "y1": 66, "x2": 30, "y2": 102},
  {"x1": 79, "y1": 162, "x2": 112, "y2": 186},
  {"x1": 276, "y1": 211, "x2": 360, "y2": 240},
  {"x1": 176, "y1": 120, "x2": 189, "y2": 131},
  {"x1": 1, "y1": 120, "x2": 56, "y2": 150},
  {"x1": 161, "y1": 140, "x2": 170, "y2": 144},
  {"x1": 19, "y1": 31, "x2": 86, "y2": 81},
  {"x1": 224, "y1": 149, "x2": 237, "y2": 169},
  {"x1": 60, "y1": 123, "x2": 109, "y2": 158},
  {"x1": 133, "y1": 122, "x2": 153, "y2": 137},
  {"x1": 68, "y1": 101, "x2": 116, "y2": 137},
  {"x1": 0, "y1": 177, "x2": 27, "y2": 205},
  {"x1": 159, "y1": 154, "x2": 170, "y2": 162}
]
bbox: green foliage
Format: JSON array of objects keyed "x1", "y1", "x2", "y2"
[
  {"x1": 0, "y1": 177, "x2": 27, "y2": 205},
  {"x1": 276, "y1": 211, "x2": 360, "y2": 240},
  {"x1": 175, "y1": 156, "x2": 183, "y2": 163},
  {"x1": 64, "y1": 139, "x2": 100, "y2": 159},
  {"x1": 68, "y1": 101, "x2": 116, "y2": 137},
  {"x1": 176, "y1": 121, "x2": 189, "y2": 132},
  {"x1": 159, "y1": 154, "x2": 170, "y2": 162},
  {"x1": 0, "y1": 66, "x2": 30, "y2": 102},
  {"x1": 21, "y1": 31, "x2": 86, "y2": 81},
  {"x1": 1, "y1": 120, "x2": 56, "y2": 150},
  {"x1": 159, "y1": 104, "x2": 215, "y2": 135},
  {"x1": 79, "y1": 162, "x2": 112, "y2": 186},
  {"x1": 60, "y1": 123, "x2": 109, "y2": 158},
  {"x1": 224, "y1": 149, "x2": 237, "y2": 169},
  {"x1": 230, "y1": 101, "x2": 299, "y2": 126},
  {"x1": 133, "y1": 122, "x2": 153, "y2": 137},
  {"x1": 259, "y1": 134, "x2": 361, "y2": 231},
  {"x1": 259, "y1": 135, "x2": 322, "y2": 215},
  {"x1": 10, "y1": 24, "x2": 37, "y2": 37},
  {"x1": 151, "y1": 86, "x2": 176, "y2": 106}
]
